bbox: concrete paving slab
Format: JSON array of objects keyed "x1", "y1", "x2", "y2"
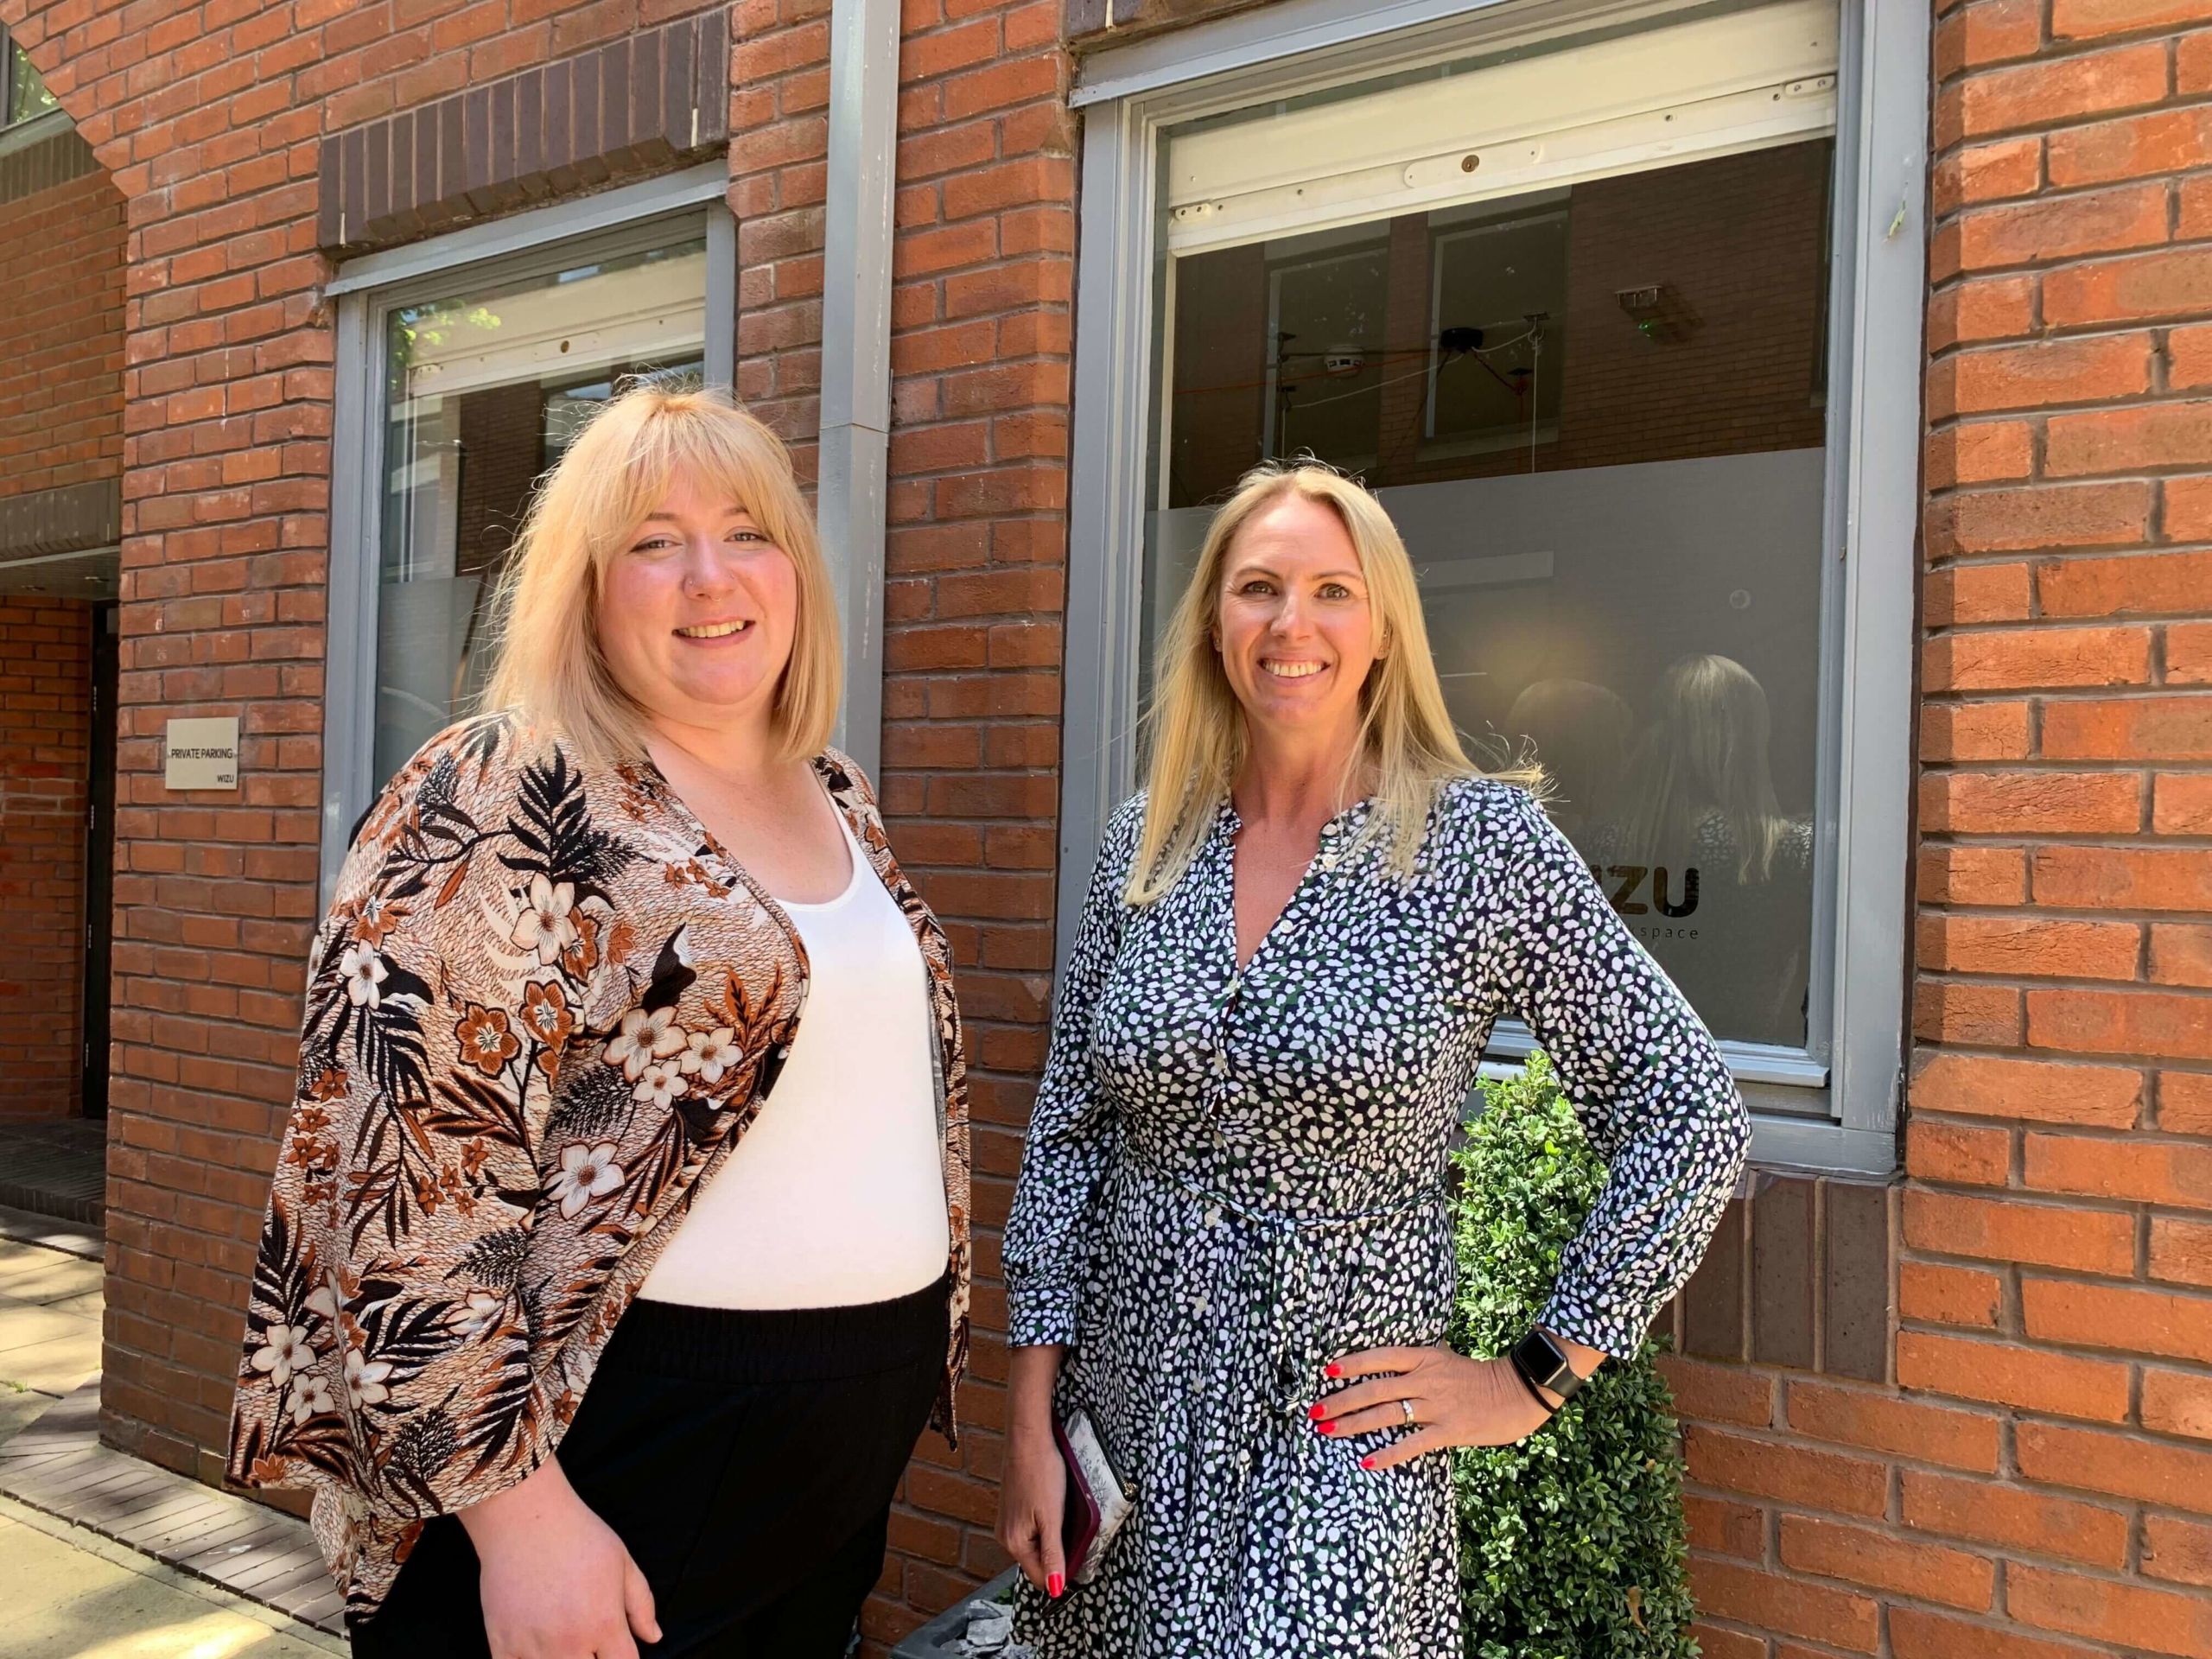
[
  {"x1": 0, "y1": 1249, "x2": 105, "y2": 1305},
  {"x1": 0, "y1": 1329, "x2": 101, "y2": 1394},
  {"x1": 0, "y1": 1496, "x2": 342, "y2": 1658}
]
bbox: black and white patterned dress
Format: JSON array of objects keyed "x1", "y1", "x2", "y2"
[{"x1": 1005, "y1": 778, "x2": 1749, "y2": 1656}]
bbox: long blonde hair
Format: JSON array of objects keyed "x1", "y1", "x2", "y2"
[
  {"x1": 1128, "y1": 461, "x2": 1538, "y2": 903},
  {"x1": 1620, "y1": 653, "x2": 1791, "y2": 882},
  {"x1": 480, "y1": 385, "x2": 842, "y2": 768}
]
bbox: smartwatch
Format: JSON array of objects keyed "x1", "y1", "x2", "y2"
[{"x1": 1508, "y1": 1327, "x2": 1587, "y2": 1411}]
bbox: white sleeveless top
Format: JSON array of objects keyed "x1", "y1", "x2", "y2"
[{"x1": 639, "y1": 811, "x2": 950, "y2": 1309}]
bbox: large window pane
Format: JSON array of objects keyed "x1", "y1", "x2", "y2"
[
  {"x1": 374, "y1": 237, "x2": 708, "y2": 788},
  {"x1": 1145, "y1": 10, "x2": 1835, "y2": 1050}
]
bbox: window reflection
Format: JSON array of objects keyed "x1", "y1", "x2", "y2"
[
  {"x1": 1149, "y1": 125, "x2": 1834, "y2": 1049},
  {"x1": 373, "y1": 240, "x2": 708, "y2": 788}
]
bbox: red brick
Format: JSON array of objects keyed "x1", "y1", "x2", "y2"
[
  {"x1": 2023, "y1": 1275, "x2": 2212, "y2": 1363},
  {"x1": 1904, "y1": 1189, "x2": 2134, "y2": 1274},
  {"x1": 2050, "y1": 404, "x2": 2212, "y2": 478},
  {"x1": 1938, "y1": 0, "x2": 2045, "y2": 70},
  {"x1": 1906, "y1": 1116, "x2": 2013, "y2": 1185},
  {"x1": 1682, "y1": 1426, "x2": 1889, "y2": 1516},
  {"x1": 1891, "y1": 1607, "x2": 2113, "y2": 1659},
  {"x1": 2032, "y1": 846, "x2": 2212, "y2": 911},
  {"x1": 1689, "y1": 1560, "x2": 1879, "y2": 1652},
  {"x1": 1910, "y1": 1052, "x2": 2145, "y2": 1128},
  {"x1": 2018, "y1": 1420, "x2": 2212, "y2": 1511},
  {"x1": 1656, "y1": 1356, "x2": 1776, "y2": 1427},
  {"x1": 1784, "y1": 1379, "x2": 2001, "y2": 1471},
  {"x1": 2170, "y1": 477, "x2": 2212, "y2": 543},
  {"x1": 1919, "y1": 770, "x2": 2143, "y2": 835},
  {"x1": 2010, "y1": 1562, "x2": 2212, "y2": 1655},
  {"x1": 1946, "y1": 183, "x2": 2167, "y2": 276},
  {"x1": 2056, "y1": 0, "x2": 2212, "y2": 34},
  {"x1": 1927, "y1": 423, "x2": 2035, "y2": 488},
  {"x1": 2145, "y1": 1367, "x2": 2212, "y2": 1440},
  {"x1": 1683, "y1": 1494, "x2": 1766, "y2": 1558},
  {"x1": 2145, "y1": 1515, "x2": 2212, "y2": 1587},
  {"x1": 2047, "y1": 248, "x2": 2212, "y2": 326},
  {"x1": 2171, "y1": 622, "x2": 2212, "y2": 684},
  {"x1": 1916, "y1": 979, "x2": 2026, "y2": 1044},
  {"x1": 2157, "y1": 774, "x2": 2212, "y2": 833},
  {"x1": 1925, "y1": 626, "x2": 2152, "y2": 690},
  {"x1": 1899, "y1": 1260, "x2": 2005, "y2": 1328},
  {"x1": 1929, "y1": 276, "x2": 2037, "y2": 350},
  {"x1": 1897, "y1": 1330, "x2": 2133, "y2": 1420},
  {"x1": 1934, "y1": 137, "x2": 2043, "y2": 212},
  {"x1": 1955, "y1": 42, "x2": 2167, "y2": 137},
  {"x1": 1919, "y1": 915, "x2": 2140, "y2": 981},
  {"x1": 1901, "y1": 1469, "x2": 2131, "y2": 1567},
  {"x1": 1929, "y1": 482, "x2": 2152, "y2": 556},
  {"x1": 2030, "y1": 986, "x2": 2212, "y2": 1059},
  {"x1": 2039, "y1": 550, "x2": 2212, "y2": 617},
  {"x1": 2024, "y1": 1130, "x2": 2212, "y2": 1207},
  {"x1": 1934, "y1": 336, "x2": 2150, "y2": 418},
  {"x1": 2050, "y1": 107, "x2": 2212, "y2": 185},
  {"x1": 1917, "y1": 845, "x2": 2028, "y2": 906},
  {"x1": 2151, "y1": 1215, "x2": 2212, "y2": 1286},
  {"x1": 1778, "y1": 1515, "x2": 1994, "y2": 1611}
]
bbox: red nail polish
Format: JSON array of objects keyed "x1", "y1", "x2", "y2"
[
  {"x1": 1306, "y1": 1402, "x2": 1326, "y2": 1420},
  {"x1": 1317, "y1": 1419, "x2": 1334, "y2": 1434},
  {"x1": 1048, "y1": 1573, "x2": 1065, "y2": 1599},
  {"x1": 1359, "y1": 1454, "x2": 1376, "y2": 1470},
  {"x1": 1325, "y1": 1363, "x2": 1342, "y2": 1378}
]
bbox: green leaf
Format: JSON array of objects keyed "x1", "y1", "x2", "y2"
[{"x1": 1450, "y1": 1050, "x2": 1702, "y2": 1658}]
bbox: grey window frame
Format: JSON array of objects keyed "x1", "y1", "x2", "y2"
[
  {"x1": 319, "y1": 162, "x2": 736, "y2": 902},
  {"x1": 1057, "y1": 0, "x2": 1926, "y2": 1175}
]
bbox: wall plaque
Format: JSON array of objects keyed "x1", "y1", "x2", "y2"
[{"x1": 164, "y1": 717, "x2": 240, "y2": 790}]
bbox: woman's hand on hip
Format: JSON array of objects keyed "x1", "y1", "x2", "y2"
[
  {"x1": 459, "y1": 1456, "x2": 662, "y2": 1658},
  {"x1": 1313, "y1": 1344, "x2": 1554, "y2": 1471}
]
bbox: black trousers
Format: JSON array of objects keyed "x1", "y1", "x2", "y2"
[{"x1": 351, "y1": 1274, "x2": 949, "y2": 1659}]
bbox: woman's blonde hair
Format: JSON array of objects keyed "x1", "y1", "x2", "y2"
[
  {"x1": 1128, "y1": 461, "x2": 1539, "y2": 903},
  {"x1": 1619, "y1": 652, "x2": 1792, "y2": 882},
  {"x1": 480, "y1": 384, "x2": 841, "y2": 767}
]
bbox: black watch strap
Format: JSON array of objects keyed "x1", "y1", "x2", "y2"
[{"x1": 1509, "y1": 1328, "x2": 1586, "y2": 1408}]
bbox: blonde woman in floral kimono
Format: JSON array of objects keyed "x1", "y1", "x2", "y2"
[{"x1": 229, "y1": 386, "x2": 970, "y2": 1659}]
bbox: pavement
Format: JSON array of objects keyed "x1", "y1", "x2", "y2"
[{"x1": 0, "y1": 1221, "x2": 345, "y2": 1657}]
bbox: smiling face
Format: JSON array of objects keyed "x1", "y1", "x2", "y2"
[
  {"x1": 594, "y1": 468, "x2": 800, "y2": 742},
  {"x1": 1213, "y1": 491, "x2": 1383, "y2": 748}
]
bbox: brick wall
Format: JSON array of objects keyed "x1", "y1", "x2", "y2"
[
  {"x1": 1662, "y1": 0, "x2": 2212, "y2": 1652},
  {"x1": 0, "y1": 166, "x2": 124, "y2": 501},
  {"x1": 10, "y1": 0, "x2": 2209, "y2": 1647},
  {"x1": 722, "y1": 1, "x2": 1077, "y2": 1641},
  {"x1": 0, "y1": 0, "x2": 742, "y2": 1485},
  {"x1": 0, "y1": 2, "x2": 1076, "y2": 1643},
  {"x1": 0, "y1": 599, "x2": 92, "y2": 1122}
]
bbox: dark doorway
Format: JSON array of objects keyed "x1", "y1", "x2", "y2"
[{"x1": 79, "y1": 602, "x2": 115, "y2": 1118}]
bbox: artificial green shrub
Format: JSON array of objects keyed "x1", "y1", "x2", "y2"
[{"x1": 1448, "y1": 1050, "x2": 1700, "y2": 1659}]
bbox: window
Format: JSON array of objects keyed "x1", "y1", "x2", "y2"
[
  {"x1": 2, "y1": 29, "x2": 58, "y2": 130},
  {"x1": 373, "y1": 237, "x2": 709, "y2": 785},
  {"x1": 1064, "y1": 0, "x2": 1928, "y2": 1173},
  {"x1": 321, "y1": 166, "x2": 735, "y2": 893}
]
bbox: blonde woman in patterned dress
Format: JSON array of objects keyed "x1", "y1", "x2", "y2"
[
  {"x1": 228, "y1": 386, "x2": 971, "y2": 1659},
  {"x1": 997, "y1": 461, "x2": 1749, "y2": 1656}
]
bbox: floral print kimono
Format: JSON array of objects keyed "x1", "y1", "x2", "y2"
[
  {"x1": 226, "y1": 714, "x2": 970, "y2": 1622},
  {"x1": 1005, "y1": 779, "x2": 1748, "y2": 1656}
]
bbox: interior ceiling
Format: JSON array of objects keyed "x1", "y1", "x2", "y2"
[{"x1": 0, "y1": 545, "x2": 119, "y2": 601}]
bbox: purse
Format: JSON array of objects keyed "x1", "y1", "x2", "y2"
[{"x1": 1052, "y1": 1406, "x2": 1133, "y2": 1586}]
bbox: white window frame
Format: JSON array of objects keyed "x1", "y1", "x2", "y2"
[
  {"x1": 1057, "y1": 0, "x2": 1926, "y2": 1175},
  {"x1": 319, "y1": 162, "x2": 736, "y2": 902}
]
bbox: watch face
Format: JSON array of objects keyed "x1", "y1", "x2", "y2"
[{"x1": 1519, "y1": 1331, "x2": 1573, "y2": 1389}]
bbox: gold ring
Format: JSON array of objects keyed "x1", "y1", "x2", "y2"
[{"x1": 1400, "y1": 1397, "x2": 1416, "y2": 1427}]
